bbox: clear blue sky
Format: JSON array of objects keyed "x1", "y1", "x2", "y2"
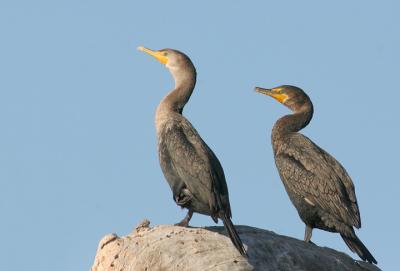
[{"x1": 0, "y1": 1, "x2": 398, "y2": 270}]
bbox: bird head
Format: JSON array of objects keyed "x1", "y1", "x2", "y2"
[
  {"x1": 255, "y1": 85, "x2": 311, "y2": 112},
  {"x1": 137, "y1": 46, "x2": 195, "y2": 75}
]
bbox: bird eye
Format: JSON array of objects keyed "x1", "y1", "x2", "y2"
[{"x1": 163, "y1": 52, "x2": 168, "y2": 56}]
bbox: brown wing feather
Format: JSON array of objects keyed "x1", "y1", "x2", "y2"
[
  {"x1": 275, "y1": 133, "x2": 361, "y2": 228},
  {"x1": 159, "y1": 118, "x2": 230, "y2": 216}
]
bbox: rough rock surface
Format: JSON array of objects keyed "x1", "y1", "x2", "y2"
[{"x1": 91, "y1": 219, "x2": 380, "y2": 271}]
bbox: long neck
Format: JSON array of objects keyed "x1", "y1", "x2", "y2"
[
  {"x1": 159, "y1": 65, "x2": 197, "y2": 114},
  {"x1": 272, "y1": 104, "x2": 314, "y2": 142}
]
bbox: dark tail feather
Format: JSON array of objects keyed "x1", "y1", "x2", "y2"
[
  {"x1": 221, "y1": 213, "x2": 247, "y2": 257},
  {"x1": 341, "y1": 233, "x2": 377, "y2": 264}
]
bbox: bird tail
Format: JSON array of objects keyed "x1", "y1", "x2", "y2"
[
  {"x1": 341, "y1": 232, "x2": 377, "y2": 264},
  {"x1": 221, "y1": 213, "x2": 247, "y2": 257}
]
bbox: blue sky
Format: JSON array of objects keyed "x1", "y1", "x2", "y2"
[{"x1": 0, "y1": 0, "x2": 398, "y2": 270}]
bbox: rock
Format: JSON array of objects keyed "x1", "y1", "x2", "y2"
[{"x1": 90, "y1": 219, "x2": 380, "y2": 271}]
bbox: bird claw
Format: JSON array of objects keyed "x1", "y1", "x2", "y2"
[
  {"x1": 175, "y1": 188, "x2": 193, "y2": 206},
  {"x1": 176, "y1": 197, "x2": 191, "y2": 206}
]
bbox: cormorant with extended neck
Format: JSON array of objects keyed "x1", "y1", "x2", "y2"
[
  {"x1": 255, "y1": 85, "x2": 376, "y2": 264},
  {"x1": 138, "y1": 46, "x2": 247, "y2": 256}
]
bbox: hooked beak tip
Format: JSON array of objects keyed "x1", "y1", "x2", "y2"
[{"x1": 254, "y1": 87, "x2": 274, "y2": 96}]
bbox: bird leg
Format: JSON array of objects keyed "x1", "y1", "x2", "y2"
[
  {"x1": 175, "y1": 209, "x2": 193, "y2": 227},
  {"x1": 304, "y1": 225, "x2": 314, "y2": 244}
]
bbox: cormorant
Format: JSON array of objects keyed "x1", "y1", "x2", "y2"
[
  {"x1": 138, "y1": 46, "x2": 247, "y2": 256},
  {"x1": 255, "y1": 85, "x2": 376, "y2": 264}
]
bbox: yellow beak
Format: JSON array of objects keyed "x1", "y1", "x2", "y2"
[
  {"x1": 137, "y1": 46, "x2": 168, "y2": 65},
  {"x1": 255, "y1": 87, "x2": 288, "y2": 104}
]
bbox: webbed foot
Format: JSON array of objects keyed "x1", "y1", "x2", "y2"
[
  {"x1": 175, "y1": 188, "x2": 193, "y2": 206},
  {"x1": 174, "y1": 209, "x2": 193, "y2": 227}
]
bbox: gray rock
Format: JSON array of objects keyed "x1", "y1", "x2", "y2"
[{"x1": 90, "y1": 220, "x2": 380, "y2": 271}]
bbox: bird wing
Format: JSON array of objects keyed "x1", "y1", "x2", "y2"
[
  {"x1": 275, "y1": 133, "x2": 361, "y2": 228},
  {"x1": 160, "y1": 118, "x2": 230, "y2": 217}
]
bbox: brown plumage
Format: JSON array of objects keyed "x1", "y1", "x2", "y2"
[{"x1": 255, "y1": 85, "x2": 376, "y2": 264}]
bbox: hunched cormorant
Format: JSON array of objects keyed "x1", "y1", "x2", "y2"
[
  {"x1": 255, "y1": 85, "x2": 377, "y2": 264},
  {"x1": 138, "y1": 46, "x2": 247, "y2": 256}
]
